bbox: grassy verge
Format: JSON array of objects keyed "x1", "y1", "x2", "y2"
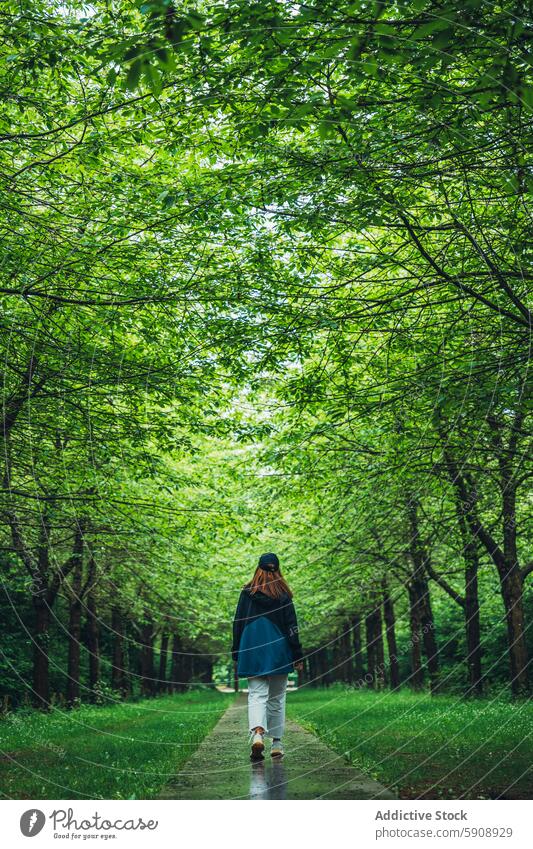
[
  {"x1": 287, "y1": 686, "x2": 533, "y2": 799},
  {"x1": 0, "y1": 689, "x2": 233, "y2": 799}
]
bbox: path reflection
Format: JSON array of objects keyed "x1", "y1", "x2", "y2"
[{"x1": 249, "y1": 759, "x2": 287, "y2": 800}]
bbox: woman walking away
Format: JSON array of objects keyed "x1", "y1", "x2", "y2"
[{"x1": 232, "y1": 553, "x2": 304, "y2": 761}]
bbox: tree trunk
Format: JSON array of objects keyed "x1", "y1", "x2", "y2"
[
  {"x1": 84, "y1": 550, "x2": 99, "y2": 699},
  {"x1": 474, "y1": 502, "x2": 528, "y2": 693},
  {"x1": 500, "y1": 566, "x2": 529, "y2": 695},
  {"x1": 111, "y1": 606, "x2": 128, "y2": 697},
  {"x1": 352, "y1": 615, "x2": 365, "y2": 684},
  {"x1": 139, "y1": 616, "x2": 155, "y2": 697},
  {"x1": 194, "y1": 654, "x2": 213, "y2": 684},
  {"x1": 66, "y1": 559, "x2": 83, "y2": 707},
  {"x1": 408, "y1": 584, "x2": 424, "y2": 690},
  {"x1": 365, "y1": 612, "x2": 375, "y2": 688},
  {"x1": 182, "y1": 649, "x2": 193, "y2": 688},
  {"x1": 86, "y1": 593, "x2": 100, "y2": 699},
  {"x1": 158, "y1": 633, "x2": 169, "y2": 693},
  {"x1": 463, "y1": 540, "x2": 483, "y2": 695},
  {"x1": 340, "y1": 624, "x2": 354, "y2": 682},
  {"x1": 408, "y1": 576, "x2": 439, "y2": 691},
  {"x1": 451, "y1": 492, "x2": 484, "y2": 696},
  {"x1": 365, "y1": 606, "x2": 385, "y2": 688},
  {"x1": 419, "y1": 580, "x2": 439, "y2": 692},
  {"x1": 501, "y1": 485, "x2": 529, "y2": 695},
  {"x1": 319, "y1": 646, "x2": 331, "y2": 686},
  {"x1": 329, "y1": 639, "x2": 338, "y2": 681},
  {"x1": 382, "y1": 580, "x2": 400, "y2": 690},
  {"x1": 443, "y1": 447, "x2": 528, "y2": 695},
  {"x1": 170, "y1": 633, "x2": 185, "y2": 693},
  {"x1": 307, "y1": 647, "x2": 316, "y2": 685},
  {"x1": 374, "y1": 607, "x2": 386, "y2": 688},
  {"x1": 408, "y1": 498, "x2": 440, "y2": 693},
  {"x1": 32, "y1": 599, "x2": 50, "y2": 709}
]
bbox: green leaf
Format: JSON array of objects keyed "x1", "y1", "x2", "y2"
[
  {"x1": 411, "y1": 20, "x2": 450, "y2": 40},
  {"x1": 143, "y1": 61, "x2": 163, "y2": 95},
  {"x1": 318, "y1": 120, "x2": 335, "y2": 139},
  {"x1": 347, "y1": 38, "x2": 361, "y2": 61},
  {"x1": 375, "y1": 23, "x2": 397, "y2": 37},
  {"x1": 155, "y1": 48, "x2": 176, "y2": 71},
  {"x1": 337, "y1": 95, "x2": 358, "y2": 111},
  {"x1": 363, "y1": 57, "x2": 378, "y2": 77},
  {"x1": 521, "y1": 86, "x2": 533, "y2": 111},
  {"x1": 125, "y1": 59, "x2": 142, "y2": 90},
  {"x1": 185, "y1": 11, "x2": 205, "y2": 31}
]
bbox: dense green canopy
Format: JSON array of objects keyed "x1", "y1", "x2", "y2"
[{"x1": 0, "y1": 0, "x2": 531, "y2": 708}]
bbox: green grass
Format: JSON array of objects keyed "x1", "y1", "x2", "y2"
[
  {"x1": 287, "y1": 686, "x2": 533, "y2": 800},
  {"x1": 0, "y1": 689, "x2": 233, "y2": 799}
]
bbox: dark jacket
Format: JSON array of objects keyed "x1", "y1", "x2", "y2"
[{"x1": 232, "y1": 588, "x2": 303, "y2": 678}]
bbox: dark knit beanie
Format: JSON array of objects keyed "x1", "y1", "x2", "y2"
[{"x1": 258, "y1": 553, "x2": 280, "y2": 572}]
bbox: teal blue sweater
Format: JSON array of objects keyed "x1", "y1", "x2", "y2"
[{"x1": 232, "y1": 588, "x2": 303, "y2": 678}]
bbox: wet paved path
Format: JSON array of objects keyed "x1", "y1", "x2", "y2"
[{"x1": 159, "y1": 693, "x2": 395, "y2": 800}]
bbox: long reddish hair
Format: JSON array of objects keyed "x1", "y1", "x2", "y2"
[{"x1": 246, "y1": 567, "x2": 293, "y2": 599}]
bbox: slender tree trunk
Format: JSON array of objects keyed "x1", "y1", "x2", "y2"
[
  {"x1": 382, "y1": 580, "x2": 400, "y2": 690},
  {"x1": 475, "y1": 499, "x2": 527, "y2": 693},
  {"x1": 366, "y1": 602, "x2": 385, "y2": 689},
  {"x1": 306, "y1": 647, "x2": 316, "y2": 685},
  {"x1": 334, "y1": 635, "x2": 345, "y2": 682},
  {"x1": 352, "y1": 615, "x2": 365, "y2": 684},
  {"x1": 409, "y1": 576, "x2": 439, "y2": 690},
  {"x1": 365, "y1": 611, "x2": 378, "y2": 687},
  {"x1": 329, "y1": 639, "x2": 337, "y2": 681},
  {"x1": 365, "y1": 612, "x2": 375, "y2": 688},
  {"x1": 443, "y1": 446, "x2": 528, "y2": 695},
  {"x1": 500, "y1": 566, "x2": 529, "y2": 695},
  {"x1": 194, "y1": 655, "x2": 213, "y2": 684},
  {"x1": 84, "y1": 550, "x2": 99, "y2": 699},
  {"x1": 139, "y1": 616, "x2": 155, "y2": 697},
  {"x1": 374, "y1": 607, "x2": 386, "y2": 688},
  {"x1": 408, "y1": 498, "x2": 440, "y2": 692},
  {"x1": 496, "y1": 422, "x2": 529, "y2": 695},
  {"x1": 309, "y1": 646, "x2": 327, "y2": 686},
  {"x1": 501, "y1": 486, "x2": 529, "y2": 695},
  {"x1": 32, "y1": 599, "x2": 50, "y2": 709},
  {"x1": 419, "y1": 579, "x2": 439, "y2": 692},
  {"x1": 319, "y1": 646, "x2": 331, "y2": 686},
  {"x1": 86, "y1": 597, "x2": 100, "y2": 699},
  {"x1": 408, "y1": 584, "x2": 424, "y2": 690},
  {"x1": 10, "y1": 512, "x2": 85, "y2": 710},
  {"x1": 341, "y1": 624, "x2": 354, "y2": 682},
  {"x1": 463, "y1": 540, "x2": 483, "y2": 695},
  {"x1": 204, "y1": 658, "x2": 214, "y2": 684},
  {"x1": 182, "y1": 649, "x2": 193, "y2": 688},
  {"x1": 450, "y1": 494, "x2": 484, "y2": 696},
  {"x1": 66, "y1": 559, "x2": 83, "y2": 707},
  {"x1": 158, "y1": 633, "x2": 169, "y2": 693},
  {"x1": 111, "y1": 606, "x2": 128, "y2": 697},
  {"x1": 170, "y1": 633, "x2": 185, "y2": 693}
]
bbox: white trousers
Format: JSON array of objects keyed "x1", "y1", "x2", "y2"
[{"x1": 247, "y1": 675, "x2": 288, "y2": 739}]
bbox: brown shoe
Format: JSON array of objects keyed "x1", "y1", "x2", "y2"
[
  {"x1": 250, "y1": 731, "x2": 265, "y2": 760},
  {"x1": 271, "y1": 741, "x2": 284, "y2": 758}
]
